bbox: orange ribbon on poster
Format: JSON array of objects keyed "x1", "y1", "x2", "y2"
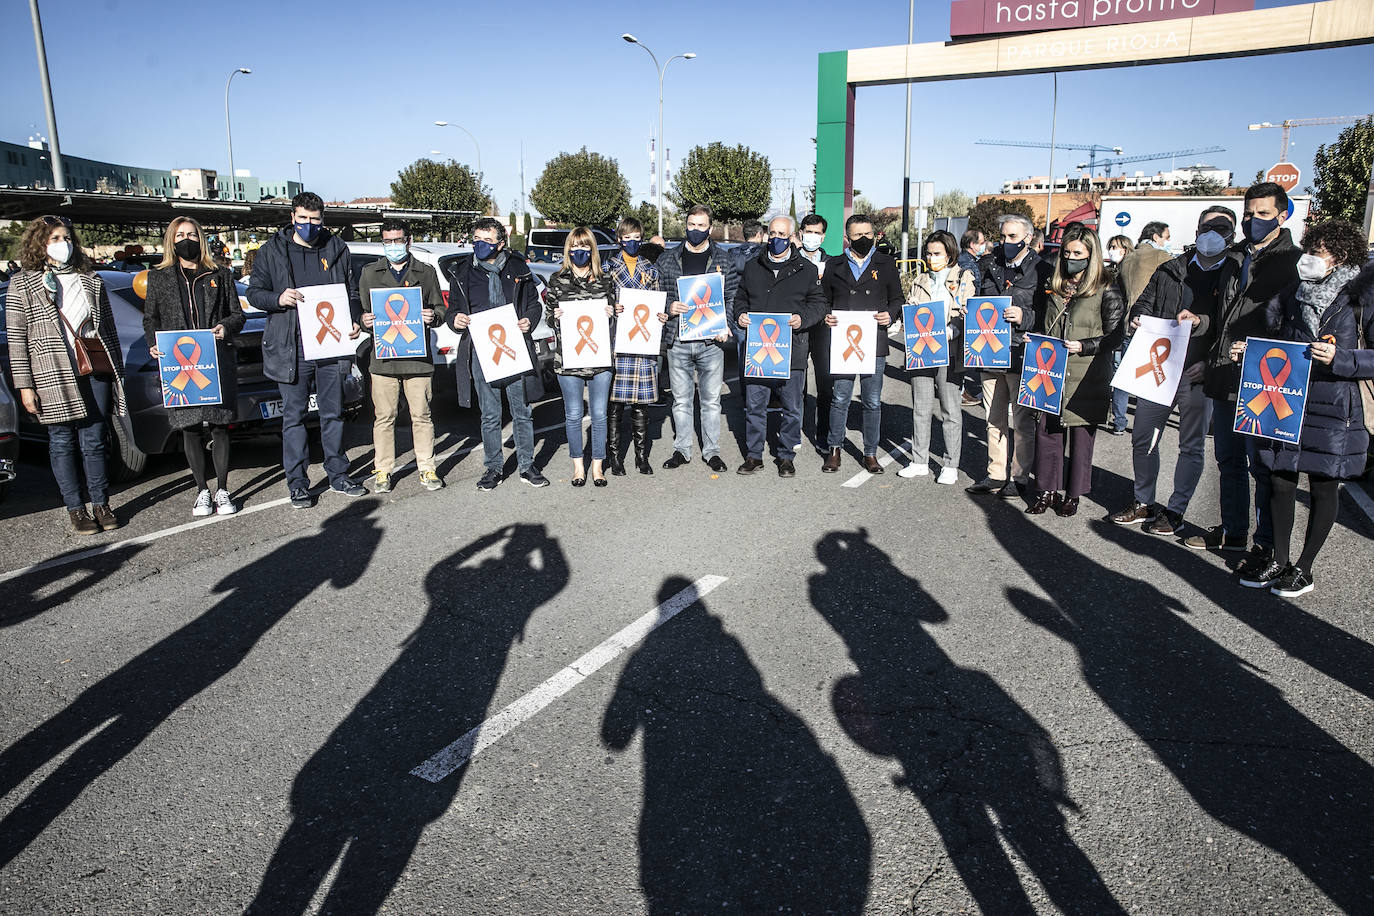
[
  {"x1": 380, "y1": 293, "x2": 419, "y2": 344},
  {"x1": 1134, "y1": 338, "x2": 1170, "y2": 386},
  {"x1": 574, "y1": 315, "x2": 599, "y2": 355},
  {"x1": 1026, "y1": 341, "x2": 1058, "y2": 395},
  {"x1": 1246, "y1": 348, "x2": 1295, "y2": 420},
  {"x1": 629, "y1": 304, "x2": 651, "y2": 341},
  {"x1": 910, "y1": 307, "x2": 941, "y2": 355},
  {"x1": 169, "y1": 336, "x2": 212, "y2": 391},
  {"x1": 843, "y1": 325, "x2": 865, "y2": 361},
  {"x1": 686, "y1": 283, "x2": 715, "y2": 326},
  {"x1": 489, "y1": 324, "x2": 517, "y2": 364},
  {"x1": 315, "y1": 301, "x2": 342, "y2": 344},
  {"x1": 971, "y1": 304, "x2": 1004, "y2": 353},
  {"x1": 753, "y1": 318, "x2": 785, "y2": 366}
]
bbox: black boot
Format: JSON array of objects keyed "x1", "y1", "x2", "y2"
[
  {"x1": 632, "y1": 405, "x2": 654, "y2": 475},
  {"x1": 607, "y1": 403, "x2": 627, "y2": 476}
]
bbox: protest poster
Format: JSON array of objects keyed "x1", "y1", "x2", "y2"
[
  {"x1": 1016, "y1": 334, "x2": 1068, "y2": 415},
  {"x1": 903, "y1": 300, "x2": 949, "y2": 370},
  {"x1": 744, "y1": 312, "x2": 793, "y2": 380},
  {"x1": 371, "y1": 287, "x2": 428, "y2": 360},
  {"x1": 676, "y1": 273, "x2": 727, "y2": 341},
  {"x1": 1233, "y1": 337, "x2": 1311, "y2": 444},
  {"x1": 298, "y1": 283, "x2": 363, "y2": 361},
  {"x1": 469, "y1": 303, "x2": 534, "y2": 383},
  {"x1": 613, "y1": 288, "x2": 667, "y2": 356},
  {"x1": 155, "y1": 329, "x2": 221, "y2": 408},
  {"x1": 559, "y1": 298, "x2": 613, "y2": 371},
  {"x1": 830, "y1": 311, "x2": 878, "y2": 376},
  {"x1": 1109, "y1": 315, "x2": 1191, "y2": 407},
  {"x1": 963, "y1": 296, "x2": 1012, "y2": 370}
]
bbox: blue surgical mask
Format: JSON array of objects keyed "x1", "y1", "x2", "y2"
[
  {"x1": 1001, "y1": 239, "x2": 1026, "y2": 261},
  {"x1": 685, "y1": 228, "x2": 709, "y2": 246},
  {"x1": 383, "y1": 242, "x2": 408, "y2": 263},
  {"x1": 1194, "y1": 230, "x2": 1227, "y2": 258},
  {"x1": 768, "y1": 237, "x2": 791, "y2": 257},
  {"x1": 620, "y1": 238, "x2": 641, "y2": 256},
  {"x1": 294, "y1": 221, "x2": 321, "y2": 243},
  {"x1": 473, "y1": 239, "x2": 498, "y2": 261},
  {"x1": 1243, "y1": 215, "x2": 1280, "y2": 245},
  {"x1": 569, "y1": 248, "x2": 592, "y2": 267}
]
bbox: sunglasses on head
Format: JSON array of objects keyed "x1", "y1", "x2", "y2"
[{"x1": 40, "y1": 215, "x2": 73, "y2": 229}]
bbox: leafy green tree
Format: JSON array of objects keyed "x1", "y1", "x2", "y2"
[
  {"x1": 632, "y1": 200, "x2": 683, "y2": 238},
  {"x1": 931, "y1": 189, "x2": 973, "y2": 219},
  {"x1": 1180, "y1": 170, "x2": 1227, "y2": 196},
  {"x1": 530, "y1": 148, "x2": 630, "y2": 228},
  {"x1": 967, "y1": 197, "x2": 1037, "y2": 241},
  {"x1": 1310, "y1": 116, "x2": 1374, "y2": 224},
  {"x1": 508, "y1": 210, "x2": 517, "y2": 232},
  {"x1": 669, "y1": 143, "x2": 771, "y2": 223},
  {"x1": 789, "y1": 189, "x2": 797, "y2": 222},
  {"x1": 523, "y1": 212, "x2": 533, "y2": 235},
  {"x1": 390, "y1": 158, "x2": 491, "y2": 238}
]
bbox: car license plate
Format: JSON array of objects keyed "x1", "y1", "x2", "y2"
[{"x1": 259, "y1": 394, "x2": 318, "y2": 419}]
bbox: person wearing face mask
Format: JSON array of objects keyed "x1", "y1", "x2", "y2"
[
  {"x1": 1104, "y1": 234, "x2": 1137, "y2": 435},
  {"x1": 1184, "y1": 182, "x2": 1302, "y2": 572},
  {"x1": 1223, "y1": 220, "x2": 1367, "y2": 597},
  {"x1": 729, "y1": 221, "x2": 767, "y2": 279},
  {"x1": 795, "y1": 214, "x2": 835, "y2": 449},
  {"x1": 443, "y1": 217, "x2": 548, "y2": 491},
  {"x1": 654, "y1": 204, "x2": 739, "y2": 472},
  {"x1": 1025, "y1": 225, "x2": 1124, "y2": 517},
  {"x1": 967, "y1": 214, "x2": 1044, "y2": 499},
  {"x1": 357, "y1": 219, "x2": 446, "y2": 494},
  {"x1": 902, "y1": 230, "x2": 976, "y2": 484},
  {"x1": 143, "y1": 217, "x2": 246, "y2": 517},
  {"x1": 1110, "y1": 206, "x2": 1237, "y2": 536},
  {"x1": 544, "y1": 227, "x2": 617, "y2": 487},
  {"x1": 6, "y1": 216, "x2": 127, "y2": 535},
  {"x1": 735, "y1": 215, "x2": 828, "y2": 477},
  {"x1": 604, "y1": 217, "x2": 665, "y2": 476},
  {"x1": 819, "y1": 214, "x2": 903, "y2": 475},
  {"x1": 247, "y1": 191, "x2": 365, "y2": 509}
]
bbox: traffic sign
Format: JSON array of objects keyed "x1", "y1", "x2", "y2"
[{"x1": 1265, "y1": 162, "x2": 1301, "y2": 192}]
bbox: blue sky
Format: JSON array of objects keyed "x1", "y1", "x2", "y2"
[{"x1": 3, "y1": 0, "x2": 1371, "y2": 216}]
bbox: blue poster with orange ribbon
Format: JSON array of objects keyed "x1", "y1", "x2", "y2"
[
  {"x1": 155, "y1": 329, "x2": 222, "y2": 408},
  {"x1": 744, "y1": 312, "x2": 793, "y2": 380},
  {"x1": 676, "y1": 273, "x2": 727, "y2": 342},
  {"x1": 963, "y1": 296, "x2": 1012, "y2": 370},
  {"x1": 903, "y1": 301, "x2": 949, "y2": 370},
  {"x1": 371, "y1": 287, "x2": 428, "y2": 360},
  {"x1": 1016, "y1": 333, "x2": 1067, "y2": 416},
  {"x1": 1233, "y1": 337, "x2": 1311, "y2": 443}
]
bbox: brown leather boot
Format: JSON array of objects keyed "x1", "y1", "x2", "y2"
[
  {"x1": 822, "y1": 448, "x2": 842, "y2": 473},
  {"x1": 91, "y1": 504, "x2": 120, "y2": 531},
  {"x1": 69, "y1": 508, "x2": 99, "y2": 535}
]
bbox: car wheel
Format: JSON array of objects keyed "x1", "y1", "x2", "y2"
[{"x1": 108, "y1": 415, "x2": 148, "y2": 482}]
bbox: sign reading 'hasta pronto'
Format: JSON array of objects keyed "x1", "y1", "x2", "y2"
[{"x1": 950, "y1": 0, "x2": 1254, "y2": 37}]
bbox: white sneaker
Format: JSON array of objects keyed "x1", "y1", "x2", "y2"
[
  {"x1": 936, "y1": 467, "x2": 959, "y2": 485},
  {"x1": 898, "y1": 462, "x2": 929, "y2": 479},
  {"x1": 192, "y1": 488, "x2": 213, "y2": 517},
  {"x1": 213, "y1": 489, "x2": 237, "y2": 516}
]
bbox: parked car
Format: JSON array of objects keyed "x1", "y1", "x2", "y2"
[
  {"x1": 526, "y1": 227, "x2": 618, "y2": 264},
  {"x1": 0, "y1": 270, "x2": 364, "y2": 481},
  {"x1": 0, "y1": 362, "x2": 17, "y2": 504}
]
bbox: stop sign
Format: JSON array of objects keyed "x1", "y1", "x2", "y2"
[{"x1": 1265, "y1": 161, "x2": 1301, "y2": 192}]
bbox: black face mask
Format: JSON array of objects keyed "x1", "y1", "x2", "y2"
[
  {"x1": 848, "y1": 236, "x2": 874, "y2": 258},
  {"x1": 174, "y1": 238, "x2": 202, "y2": 262},
  {"x1": 1064, "y1": 257, "x2": 1089, "y2": 276},
  {"x1": 685, "y1": 228, "x2": 710, "y2": 246}
]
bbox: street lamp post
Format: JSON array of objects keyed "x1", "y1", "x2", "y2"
[
  {"x1": 224, "y1": 66, "x2": 250, "y2": 255},
  {"x1": 622, "y1": 34, "x2": 695, "y2": 239},
  {"x1": 27, "y1": 0, "x2": 66, "y2": 190},
  {"x1": 296, "y1": 159, "x2": 302, "y2": 186},
  {"x1": 434, "y1": 121, "x2": 485, "y2": 215}
]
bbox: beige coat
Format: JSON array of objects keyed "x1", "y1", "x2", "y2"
[{"x1": 6, "y1": 269, "x2": 127, "y2": 424}]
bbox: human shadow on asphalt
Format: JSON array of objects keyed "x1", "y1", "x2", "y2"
[
  {"x1": 601, "y1": 576, "x2": 871, "y2": 914},
  {"x1": 0, "y1": 542, "x2": 152, "y2": 628},
  {"x1": 0, "y1": 502, "x2": 384, "y2": 869},
  {"x1": 974, "y1": 495, "x2": 1374, "y2": 912},
  {"x1": 245, "y1": 522, "x2": 568, "y2": 915},
  {"x1": 809, "y1": 529, "x2": 1123, "y2": 915},
  {"x1": 1090, "y1": 517, "x2": 1374, "y2": 704}
]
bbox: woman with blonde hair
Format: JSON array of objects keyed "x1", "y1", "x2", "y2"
[
  {"x1": 1026, "y1": 224, "x2": 1125, "y2": 517},
  {"x1": 143, "y1": 216, "x2": 245, "y2": 516},
  {"x1": 543, "y1": 227, "x2": 616, "y2": 486},
  {"x1": 5, "y1": 215, "x2": 126, "y2": 534}
]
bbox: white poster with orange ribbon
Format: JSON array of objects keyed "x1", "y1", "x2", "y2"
[
  {"x1": 1110, "y1": 315, "x2": 1191, "y2": 407},
  {"x1": 830, "y1": 311, "x2": 879, "y2": 376},
  {"x1": 298, "y1": 283, "x2": 363, "y2": 361},
  {"x1": 559, "y1": 298, "x2": 613, "y2": 371},
  {"x1": 469, "y1": 303, "x2": 533, "y2": 383},
  {"x1": 613, "y1": 289, "x2": 667, "y2": 357}
]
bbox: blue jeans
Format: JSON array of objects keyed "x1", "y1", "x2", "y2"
[
  {"x1": 1211, "y1": 397, "x2": 1273, "y2": 548},
  {"x1": 1110, "y1": 337, "x2": 1130, "y2": 431},
  {"x1": 667, "y1": 341, "x2": 725, "y2": 459},
  {"x1": 279, "y1": 354, "x2": 349, "y2": 492},
  {"x1": 828, "y1": 356, "x2": 884, "y2": 455},
  {"x1": 557, "y1": 371, "x2": 612, "y2": 460},
  {"x1": 472, "y1": 355, "x2": 534, "y2": 474},
  {"x1": 744, "y1": 369, "x2": 805, "y2": 461},
  {"x1": 47, "y1": 373, "x2": 111, "y2": 511}
]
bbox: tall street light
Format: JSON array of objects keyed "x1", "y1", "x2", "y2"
[
  {"x1": 224, "y1": 66, "x2": 250, "y2": 256},
  {"x1": 296, "y1": 159, "x2": 303, "y2": 186},
  {"x1": 433, "y1": 121, "x2": 482, "y2": 179},
  {"x1": 622, "y1": 34, "x2": 695, "y2": 239},
  {"x1": 27, "y1": 0, "x2": 65, "y2": 190}
]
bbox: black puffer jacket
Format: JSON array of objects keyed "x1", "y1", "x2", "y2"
[
  {"x1": 732, "y1": 251, "x2": 828, "y2": 372},
  {"x1": 543, "y1": 269, "x2": 616, "y2": 378},
  {"x1": 1129, "y1": 253, "x2": 1235, "y2": 368},
  {"x1": 1204, "y1": 229, "x2": 1301, "y2": 400}
]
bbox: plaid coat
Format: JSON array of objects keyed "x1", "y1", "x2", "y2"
[
  {"x1": 6, "y1": 269, "x2": 127, "y2": 424},
  {"x1": 604, "y1": 253, "x2": 661, "y2": 404}
]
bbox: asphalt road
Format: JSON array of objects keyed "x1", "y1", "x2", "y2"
[{"x1": 2, "y1": 355, "x2": 1372, "y2": 915}]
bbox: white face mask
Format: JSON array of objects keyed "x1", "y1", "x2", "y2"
[
  {"x1": 1297, "y1": 253, "x2": 1332, "y2": 282},
  {"x1": 1107, "y1": 249, "x2": 1124, "y2": 264},
  {"x1": 1194, "y1": 230, "x2": 1227, "y2": 258},
  {"x1": 800, "y1": 232, "x2": 824, "y2": 252},
  {"x1": 46, "y1": 240, "x2": 73, "y2": 265}
]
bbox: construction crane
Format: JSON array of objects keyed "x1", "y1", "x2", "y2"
[
  {"x1": 976, "y1": 139, "x2": 1123, "y2": 178},
  {"x1": 1248, "y1": 116, "x2": 1370, "y2": 162},
  {"x1": 1077, "y1": 146, "x2": 1226, "y2": 177}
]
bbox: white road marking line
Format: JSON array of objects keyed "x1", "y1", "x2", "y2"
[
  {"x1": 1344, "y1": 480, "x2": 1374, "y2": 526},
  {"x1": 0, "y1": 420, "x2": 575, "y2": 585},
  {"x1": 841, "y1": 438, "x2": 913, "y2": 489},
  {"x1": 410, "y1": 574, "x2": 729, "y2": 783}
]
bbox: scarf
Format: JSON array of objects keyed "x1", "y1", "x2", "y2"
[
  {"x1": 476, "y1": 250, "x2": 509, "y2": 307},
  {"x1": 43, "y1": 262, "x2": 78, "y2": 295},
  {"x1": 1294, "y1": 264, "x2": 1358, "y2": 337}
]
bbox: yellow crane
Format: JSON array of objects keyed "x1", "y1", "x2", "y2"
[{"x1": 1247, "y1": 116, "x2": 1370, "y2": 162}]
